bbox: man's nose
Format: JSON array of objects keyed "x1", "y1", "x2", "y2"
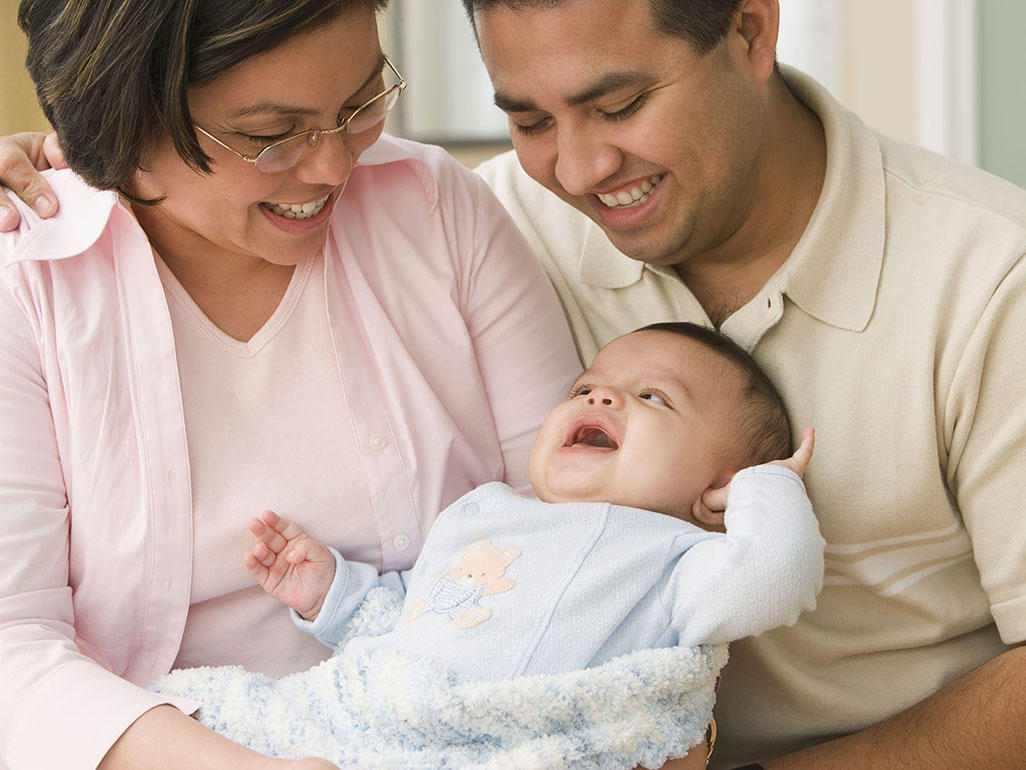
[{"x1": 554, "y1": 126, "x2": 622, "y2": 196}]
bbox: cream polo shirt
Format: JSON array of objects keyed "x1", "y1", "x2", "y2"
[{"x1": 477, "y1": 67, "x2": 1026, "y2": 765}]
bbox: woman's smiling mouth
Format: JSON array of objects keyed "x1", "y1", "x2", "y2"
[{"x1": 261, "y1": 193, "x2": 330, "y2": 220}]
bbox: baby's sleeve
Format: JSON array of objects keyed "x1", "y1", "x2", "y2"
[
  {"x1": 664, "y1": 466, "x2": 825, "y2": 646},
  {"x1": 291, "y1": 548, "x2": 408, "y2": 649}
]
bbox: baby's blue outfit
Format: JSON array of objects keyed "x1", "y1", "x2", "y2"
[
  {"x1": 313, "y1": 466, "x2": 822, "y2": 679},
  {"x1": 157, "y1": 466, "x2": 823, "y2": 768}
]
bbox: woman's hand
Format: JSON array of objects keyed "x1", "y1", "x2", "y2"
[
  {"x1": 636, "y1": 737, "x2": 709, "y2": 769},
  {"x1": 284, "y1": 759, "x2": 339, "y2": 770},
  {"x1": 99, "y1": 705, "x2": 341, "y2": 769},
  {"x1": 0, "y1": 131, "x2": 65, "y2": 232},
  {"x1": 244, "y1": 510, "x2": 336, "y2": 621}
]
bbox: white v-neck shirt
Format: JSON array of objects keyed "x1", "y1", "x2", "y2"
[{"x1": 158, "y1": 252, "x2": 374, "y2": 674}]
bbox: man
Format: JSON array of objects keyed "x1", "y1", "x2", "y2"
[
  {"x1": 1, "y1": 1, "x2": 1025, "y2": 767},
  {"x1": 464, "y1": 1, "x2": 1026, "y2": 768}
]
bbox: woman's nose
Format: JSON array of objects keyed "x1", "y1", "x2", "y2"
[{"x1": 293, "y1": 130, "x2": 354, "y2": 187}]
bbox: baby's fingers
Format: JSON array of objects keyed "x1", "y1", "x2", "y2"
[
  {"x1": 243, "y1": 549, "x2": 269, "y2": 582},
  {"x1": 789, "y1": 427, "x2": 815, "y2": 477},
  {"x1": 248, "y1": 511, "x2": 290, "y2": 554},
  {"x1": 255, "y1": 508, "x2": 310, "y2": 544},
  {"x1": 699, "y1": 485, "x2": 729, "y2": 514}
]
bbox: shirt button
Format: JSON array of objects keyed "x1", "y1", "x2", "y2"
[
  {"x1": 463, "y1": 502, "x2": 480, "y2": 515},
  {"x1": 393, "y1": 533, "x2": 411, "y2": 550},
  {"x1": 369, "y1": 433, "x2": 388, "y2": 451}
]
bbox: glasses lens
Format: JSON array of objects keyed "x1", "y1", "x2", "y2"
[
  {"x1": 347, "y1": 86, "x2": 401, "y2": 135},
  {"x1": 255, "y1": 133, "x2": 312, "y2": 174}
]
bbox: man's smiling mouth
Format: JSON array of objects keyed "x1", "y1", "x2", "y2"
[{"x1": 595, "y1": 174, "x2": 664, "y2": 209}]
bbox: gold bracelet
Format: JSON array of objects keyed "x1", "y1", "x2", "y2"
[{"x1": 706, "y1": 716, "x2": 717, "y2": 762}]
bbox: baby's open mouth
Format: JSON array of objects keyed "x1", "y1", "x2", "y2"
[{"x1": 568, "y1": 426, "x2": 619, "y2": 450}]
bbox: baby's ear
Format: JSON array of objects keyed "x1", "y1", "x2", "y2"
[{"x1": 691, "y1": 483, "x2": 728, "y2": 532}]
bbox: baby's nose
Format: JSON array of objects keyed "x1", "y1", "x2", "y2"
[{"x1": 585, "y1": 386, "x2": 621, "y2": 407}]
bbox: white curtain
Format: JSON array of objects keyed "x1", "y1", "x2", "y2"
[{"x1": 383, "y1": 0, "x2": 508, "y2": 142}]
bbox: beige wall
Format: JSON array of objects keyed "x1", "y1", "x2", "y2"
[
  {"x1": 843, "y1": 0, "x2": 918, "y2": 143},
  {"x1": 1, "y1": 13, "x2": 51, "y2": 135}
]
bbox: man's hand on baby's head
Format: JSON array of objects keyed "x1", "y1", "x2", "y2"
[
  {"x1": 244, "y1": 510, "x2": 335, "y2": 621},
  {"x1": 0, "y1": 131, "x2": 65, "y2": 232}
]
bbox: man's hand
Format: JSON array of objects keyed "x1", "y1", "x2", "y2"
[
  {"x1": 244, "y1": 510, "x2": 336, "y2": 621},
  {"x1": 0, "y1": 131, "x2": 65, "y2": 232}
]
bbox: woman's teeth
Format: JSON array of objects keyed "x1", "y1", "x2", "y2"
[
  {"x1": 596, "y1": 175, "x2": 664, "y2": 209},
  {"x1": 263, "y1": 195, "x2": 329, "y2": 220}
]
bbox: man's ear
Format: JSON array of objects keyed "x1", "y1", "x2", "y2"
[{"x1": 731, "y1": 0, "x2": 780, "y2": 81}]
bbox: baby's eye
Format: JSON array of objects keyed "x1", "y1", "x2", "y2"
[
  {"x1": 640, "y1": 390, "x2": 668, "y2": 406},
  {"x1": 567, "y1": 384, "x2": 592, "y2": 399}
]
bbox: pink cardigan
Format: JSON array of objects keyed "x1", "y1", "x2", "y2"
[{"x1": 0, "y1": 136, "x2": 581, "y2": 769}]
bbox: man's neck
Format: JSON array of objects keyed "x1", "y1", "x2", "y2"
[{"x1": 676, "y1": 76, "x2": 826, "y2": 328}]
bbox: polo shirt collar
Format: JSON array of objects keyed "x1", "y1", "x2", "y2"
[
  {"x1": 574, "y1": 67, "x2": 886, "y2": 333},
  {"x1": 776, "y1": 66, "x2": 885, "y2": 332},
  {"x1": 578, "y1": 223, "x2": 645, "y2": 287}
]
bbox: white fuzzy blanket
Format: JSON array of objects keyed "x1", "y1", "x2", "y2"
[{"x1": 155, "y1": 589, "x2": 726, "y2": 769}]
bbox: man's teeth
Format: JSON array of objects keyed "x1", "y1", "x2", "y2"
[
  {"x1": 264, "y1": 195, "x2": 329, "y2": 220},
  {"x1": 597, "y1": 175, "x2": 663, "y2": 209}
]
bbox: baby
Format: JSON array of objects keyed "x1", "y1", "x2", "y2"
[{"x1": 159, "y1": 323, "x2": 824, "y2": 769}]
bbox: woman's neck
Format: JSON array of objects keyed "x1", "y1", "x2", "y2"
[{"x1": 134, "y1": 203, "x2": 297, "y2": 342}]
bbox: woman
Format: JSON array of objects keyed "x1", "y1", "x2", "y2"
[{"x1": 0, "y1": 0, "x2": 582, "y2": 767}]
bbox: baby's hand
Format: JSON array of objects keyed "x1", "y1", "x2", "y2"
[
  {"x1": 696, "y1": 428, "x2": 815, "y2": 518},
  {"x1": 769, "y1": 427, "x2": 815, "y2": 479},
  {"x1": 244, "y1": 511, "x2": 335, "y2": 621}
]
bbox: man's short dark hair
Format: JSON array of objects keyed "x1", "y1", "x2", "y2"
[
  {"x1": 18, "y1": 0, "x2": 388, "y2": 202},
  {"x1": 639, "y1": 322, "x2": 793, "y2": 468},
  {"x1": 462, "y1": 0, "x2": 743, "y2": 55}
]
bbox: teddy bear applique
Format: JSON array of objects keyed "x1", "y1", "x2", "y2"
[{"x1": 406, "y1": 539, "x2": 521, "y2": 629}]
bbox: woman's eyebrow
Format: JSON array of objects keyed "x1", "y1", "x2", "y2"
[{"x1": 228, "y1": 54, "x2": 386, "y2": 119}]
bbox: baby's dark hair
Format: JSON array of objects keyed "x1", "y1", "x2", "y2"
[{"x1": 638, "y1": 322, "x2": 792, "y2": 467}]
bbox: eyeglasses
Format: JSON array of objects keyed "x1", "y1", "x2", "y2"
[{"x1": 194, "y1": 56, "x2": 407, "y2": 174}]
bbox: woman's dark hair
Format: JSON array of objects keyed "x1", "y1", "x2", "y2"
[
  {"x1": 18, "y1": 0, "x2": 388, "y2": 202},
  {"x1": 638, "y1": 322, "x2": 793, "y2": 467},
  {"x1": 462, "y1": 0, "x2": 742, "y2": 55}
]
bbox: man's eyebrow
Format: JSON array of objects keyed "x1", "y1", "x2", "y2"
[
  {"x1": 493, "y1": 70, "x2": 651, "y2": 113},
  {"x1": 228, "y1": 55, "x2": 386, "y2": 119}
]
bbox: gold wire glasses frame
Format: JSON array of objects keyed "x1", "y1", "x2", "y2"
[{"x1": 194, "y1": 56, "x2": 407, "y2": 174}]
